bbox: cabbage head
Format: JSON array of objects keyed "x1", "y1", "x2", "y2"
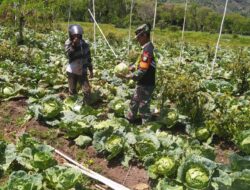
[
  {"x1": 149, "y1": 156, "x2": 176, "y2": 179},
  {"x1": 40, "y1": 97, "x2": 62, "y2": 119},
  {"x1": 160, "y1": 109, "x2": 179, "y2": 127},
  {"x1": 177, "y1": 155, "x2": 216, "y2": 190},
  {"x1": 0, "y1": 83, "x2": 21, "y2": 98},
  {"x1": 105, "y1": 135, "x2": 124, "y2": 160},
  {"x1": 3, "y1": 86, "x2": 15, "y2": 96},
  {"x1": 114, "y1": 62, "x2": 129, "y2": 77},
  {"x1": 155, "y1": 157, "x2": 176, "y2": 175},
  {"x1": 135, "y1": 134, "x2": 160, "y2": 159},
  {"x1": 195, "y1": 127, "x2": 210, "y2": 141},
  {"x1": 185, "y1": 166, "x2": 209, "y2": 189}
]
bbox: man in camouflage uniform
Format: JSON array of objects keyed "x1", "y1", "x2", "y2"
[
  {"x1": 125, "y1": 23, "x2": 156, "y2": 124},
  {"x1": 65, "y1": 24, "x2": 93, "y2": 104}
]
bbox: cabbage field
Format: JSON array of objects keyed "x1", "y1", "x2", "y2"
[{"x1": 0, "y1": 25, "x2": 250, "y2": 190}]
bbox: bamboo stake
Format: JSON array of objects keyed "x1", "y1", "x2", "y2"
[
  {"x1": 67, "y1": 0, "x2": 72, "y2": 27},
  {"x1": 54, "y1": 149, "x2": 130, "y2": 190},
  {"x1": 92, "y1": 0, "x2": 97, "y2": 55},
  {"x1": 179, "y1": 0, "x2": 188, "y2": 64},
  {"x1": 152, "y1": 0, "x2": 157, "y2": 43},
  {"x1": 88, "y1": 9, "x2": 118, "y2": 58},
  {"x1": 210, "y1": 0, "x2": 229, "y2": 78},
  {"x1": 128, "y1": 0, "x2": 134, "y2": 55}
]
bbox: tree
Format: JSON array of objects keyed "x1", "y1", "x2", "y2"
[
  {"x1": 197, "y1": 7, "x2": 213, "y2": 31},
  {"x1": 135, "y1": 0, "x2": 154, "y2": 24},
  {"x1": 0, "y1": 0, "x2": 67, "y2": 43},
  {"x1": 204, "y1": 12, "x2": 220, "y2": 33},
  {"x1": 187, "y1": 3, "x2": 199, "y2": 31}
]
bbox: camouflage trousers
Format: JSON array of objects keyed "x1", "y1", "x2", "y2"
[
  {"x1": 67, "y1": 72, "x2": 91, "y2": 103},
  {"x1": 127, "y1": 85, "x2": 155, "y2": 124}
]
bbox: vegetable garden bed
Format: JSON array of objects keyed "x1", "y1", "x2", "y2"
[{"x1": 0, "y1": 26, "x2": 249, "y2": 190}]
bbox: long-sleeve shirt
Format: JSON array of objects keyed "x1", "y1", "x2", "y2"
[
  {"x1": 65, "y1": 39, "x2": 93, "y2": 76},
  {"x1": 132, "y1": 41, "x2": 156, "y2": 86}
]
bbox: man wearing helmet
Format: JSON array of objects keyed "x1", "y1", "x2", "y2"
[
  {"x1": 65, "y1": 24, "x2": 93, "y2": 104},
  {"x1": 125, "y1": 23, "x2": 156, "y2": 124}
]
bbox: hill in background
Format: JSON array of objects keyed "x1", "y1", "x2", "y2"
[{"x1": 160, "y1": 0, "x2": 250, "y2": 17}]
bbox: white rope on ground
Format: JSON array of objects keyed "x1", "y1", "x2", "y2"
[
  {"x1": 88, "y1": 9, "x2": 118, "y2": 58},
  {"x1": 67, "y1": 0, "x2": 72, "y2": 27},
  {"x1": 210, "y1": 0, "x2": 229, "y2": 77},
  {"x1": 92, "y1": 0, "x2": 97, "y2": 55},
  {"x1": 151, "y1": 0, "x2": 158, "y2": 43},
  {"x1": 179, "y1": 0, "x2": 188, "y2": 63},
  {"x1": 127, "y1": 0, "x2": 134, "y2": 55},
  {"x1": 55, "y1": 149, "x2": 130, "y2": 190}
]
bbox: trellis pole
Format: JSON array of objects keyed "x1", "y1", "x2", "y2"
[
  {"x1": 179, "y1": 0, "x2": 188, "y2": 63},
  {"x1": 92, "y1": 0, "x2": 96, "y2": 54},
  {"x1": 128, "y1": 0, "x2": 134, "y2": 55},
  {"x1": 88, "y1": 9, "x2": 118, "y2": 58},
  {"x1": 14, "y1": 2, "x2": 17, "y2": 27},
  {"x1": 152, "y1": 0, "x2": 157, "y2": 43},
  {"x1": 210, "y1": 0, "x2": 229, "y2": 78},
  {"x1": 67, "y1": 0, "x2": 72, "y2": 27},
  {"x1": 55, "y1": 149, "x2": 130, "y2": 190}
]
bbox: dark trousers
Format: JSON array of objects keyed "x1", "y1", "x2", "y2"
[
  {"x1": 67, "y1": 72, "x2": 91, "y2": 103},
  {"x1": 127, "y1": 85, "x2": 155, "y2": 124}
]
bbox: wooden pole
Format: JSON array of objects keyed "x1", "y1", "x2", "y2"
[
  {"x1": 88, "y1": 9, "x2": 118, "y2": 58},
  {"x1": 128, "y1": 0, "x2": 134, "y2": 55},
  {"x1": 55, "y1": 149, "x2": 130, "y2": 190},
  {"x1": 93, "y1": 0, "x2": 97, "y2": 54},
  {"x1": 152, "y1": 0, "x2": 157, "y2": 43}
]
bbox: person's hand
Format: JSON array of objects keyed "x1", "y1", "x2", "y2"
[
  {"x1": 129, "y1": 65, "x2": 136, "y2": 72},
  {"x1": 72, "y1": 37, "x2": 80, "y2": 48},
  {"x1": 125, "y1": 74, "x2": 133, "y2": 79}
]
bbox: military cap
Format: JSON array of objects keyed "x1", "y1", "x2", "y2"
[{"x1": 134, "y1": 23, "x2": 151, "y2": 38}]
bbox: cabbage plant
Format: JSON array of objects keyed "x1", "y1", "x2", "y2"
[
  {"x1": 134, "y1": 133, "x2": 160, "y2": 159},
  {"x1": 159, "y1": 108, "x2": 179, "y2": 128},
  {"x1": 40, "y1": 96, "x2": 62, "y2": 119},
  {"x1": 105, "y1": 135, "x2": 124, "y2": 160},
  {"x1": 148, "y1": 156, "x2": 176, "y2": 179},
  {"x1": 237, "y1": 129, "x2": 250, "y2": 154},
  {"x1": 44, "y1": 165, "x2": 82, "y2": 190},
  {"x1": 114, "y1": 62, "x2": 129, "y2": 77},
  {"x1": 195, "y1": 127, "x2": 211, "y2": 141},
  {"x1": 6, "y1": 170, "x2": 43, "y2": 190},
  {"x1": 177, "y1": 155, "x2": 217, "y2": 190},
  {"x1": 0, "y1": 83, "x2": 22, "y2": 100},
  {"x1": 185, "y1": 166, "x2": 209, "y2": 189}
]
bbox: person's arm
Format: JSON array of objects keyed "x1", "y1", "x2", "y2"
[
  {"x1": 65, "y1": 39, "x2": 82, "y2": 61},
  {"x1": 64, "y1": 39, "x2": 74, "y2": 57},
  {"x1": 86, "y1": 44, "x2": 93, "y2": 78},
  {"x1": 127, "y1": 51, "x2": 151, "y2": 80}
]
